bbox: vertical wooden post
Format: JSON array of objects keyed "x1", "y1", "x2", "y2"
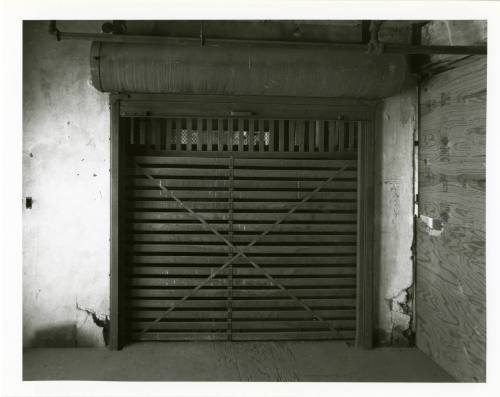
[
  {"x1": 110, "y1": 95, "x2": 123, "y2": 350},
  {"x1": 356, "y1": 118, "x2": 375, "y2": 349}
]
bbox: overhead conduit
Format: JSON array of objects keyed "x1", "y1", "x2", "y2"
[{"x1": 48, "y1": 21, "x2": 486, "y2": 97}]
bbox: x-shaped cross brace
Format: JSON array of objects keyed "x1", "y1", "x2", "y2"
[{"x1": 135, "y1": 161, "x2": 351, "y2": 338}]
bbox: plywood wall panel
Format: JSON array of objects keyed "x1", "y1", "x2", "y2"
[{"x1": 416, "y1": 56, "x2": 486, "y2": 382}]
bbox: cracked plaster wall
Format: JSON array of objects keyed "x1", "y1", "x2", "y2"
[
  {"x1": 374, "y1": 87, "x2": 416, "y2": 346},
  {"x1": 23, "y1": 21, "x2": 110, "y2": 347}
]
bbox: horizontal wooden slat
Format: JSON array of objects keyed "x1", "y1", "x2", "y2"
[
  {"x1": 131, "y1": 319, "x2": 355, "y2": 331},
  {"x1": 132, "y1": 332, "x2": 228, "y2": 341},
  {"x1": 130, "y1": 190, "x2": 357, "y2": 200},
  {"x1": 239, "y1": 169, "x2": 357, "y2": 179},
  {"x1": 132, "y1": 330, "x2": 354, "y2": 341},
  {"x1": 130, "y1": 212, "x2": 357, "y2": 223},
  {"x1": 135, "y1": 156, "x2": 230, "y2": 166},
  {"x1": 130, "y1": 287, "x2": 356, "y2": 298},
  {"x1": 131, "y1": 278, "x2": 356, "y2": 288},
  {"x1": 131, "y1": 167, "x2": 230, "y2": 178},
  {"x1": 232, "y1": 319, "x2": 355, "y2": 330},
  {"x1": 130, "y1": 167, "x2": 357, "y2": 179},
  {"x1": 131, "y1": 178, "x2": 357, "y2": 190},
  {"x1": 132, "y1": 255, "x2": 356, "y2": 265},
  {"x1": 131, "y1": 266, "x2": 356, "y2": 277},
  {"x1": 130, "y1": 298, "x2": 356, "y2": 308},
  {"x1": 132, "y1": 321, "x2": 227, "y2": 331},
  {"x1": 131, "y1": 200, "x2": 357, "y2": 211},
  {"x1": 135, "y1": 156, "x2": 357, "y2": 168},
  {"x1": 131, "y1": 223, "x2": 357, "y2": 233},
  {"x1": 130, "y1": 149, "x2": 357, "y2": 160},
  {"x1": 132, "y1": 309, "x2": 356, "y2": 320},
  {"x1": 131, "y1": 244, "x2": 357, "y2": 254},
  {"x1": 230, "y1": 330, "x2": 355, "y2": 340},
  {"x1": 131, "y1": 234, "x2": 356, "y2": 244}
]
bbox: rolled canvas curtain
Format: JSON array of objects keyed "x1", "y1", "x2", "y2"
[{"x1": 90, "y1": 41, "x2": 407, "y2": 97}]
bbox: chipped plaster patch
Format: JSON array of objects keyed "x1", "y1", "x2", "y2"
[{"x1": 386, "y1": 286, "x2": 415, "y2": 346}]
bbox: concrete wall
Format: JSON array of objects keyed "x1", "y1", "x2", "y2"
[
  {"x1": 23, "y1": 21, "x2": 110, "y2": 347},
  {"x1": 22, "y1": 20, "x2": 415, "y2": 347},
  {"x1": 374, "y1": 88, "x2": 417, "y2": 346}
]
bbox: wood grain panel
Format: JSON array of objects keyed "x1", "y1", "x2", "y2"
[{"x1": 416, "y1": 56, "x2": 486, "y2": 382}]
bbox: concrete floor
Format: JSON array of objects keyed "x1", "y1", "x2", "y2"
[{"x1": 23, "y1": 341, "x2": 455, "y2": 382}]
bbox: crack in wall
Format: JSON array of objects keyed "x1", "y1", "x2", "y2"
[{"x1": 75, "y1": 299, "x2": 110, "y2": 345}]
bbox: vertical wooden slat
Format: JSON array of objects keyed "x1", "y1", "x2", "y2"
[
  {"x1": 174, "y1": 119, "x2": 181, "y2": 151},
  {"x1": 130, "y1": 117, "x2": 136, "y2": 145},
  {"x1": 288, "y1": 120, "x2": 295, "y2": 152},
  {"x1": 166, "y1": 119, "x2": 173, "y2": 150},
  {"x1": 278, "y1": 120, "x2": 285, "y2": 152},
  {"x1": 356, "y1": 121, "x2": 361, "y2": 150},
  {"x1": 238, "y1": 119, "x2": 244, "y2": 152},
  {"x1": 297, "y1": 120, "x2": 305, "y2": 152},
  {"x1": 196, "y1": 117, "x2": 203, "y2": 151},
  {"x1": 228, "y1": 118, "x2": 233, "y2": 151},
  {"x1": 148, "y1": 119, "x2": 154, "y2": 148},
  {"x1": 207, "y1": 118, "x2": 213, "y2": 152},
  {"x1": 318, "y1": 120, "x2": 325, "y2": 152},
  {"x1": 186, "y1": 118, "x2": 192, "y2": 152},
  {"x1": 338, "y1": 120, "x2": 345, "y2": 152},
  {"x1": 308, "y1": 120, "x2": 315, "y2": 153},
  {"x1": 152, "y1": 118, "x2": 161, "y2": 150},
  {"x1": 217, "y1": 118, "x2": 223, "y2": 151},
  {"x1": 162, "y1": 119, "x2": 168, "y2": 150},
  {"x1": 348, "y1": 121, "x2": 356, "y2": 151},
  {"x1": 258, "y1": 119, "x2": 265, "y2": 152},
  {"x1": 269, "y1": 120, "x2": 275, "y2": 152},
  {"x1": 248, "y1": 119, "x2": 254, "y2": 152},
  {"x1": 328, "y1": 121, "x2": 337, "y2": 153},
  {"x1": 139, "y1": 118, "x2": 146, "y2": 146}
]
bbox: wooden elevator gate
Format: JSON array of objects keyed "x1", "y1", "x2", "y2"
[{"x1": 120, "y1": 115, "x2": 363, "y2": 342}]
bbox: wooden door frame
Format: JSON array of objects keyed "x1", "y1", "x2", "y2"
[{"x1": 108, "y1": 93, "x2": 375, "y2": 350}]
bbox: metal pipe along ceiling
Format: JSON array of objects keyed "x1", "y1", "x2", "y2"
[{"x1": 90, "y1": 41, "x2": 409, "y2": 97}]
